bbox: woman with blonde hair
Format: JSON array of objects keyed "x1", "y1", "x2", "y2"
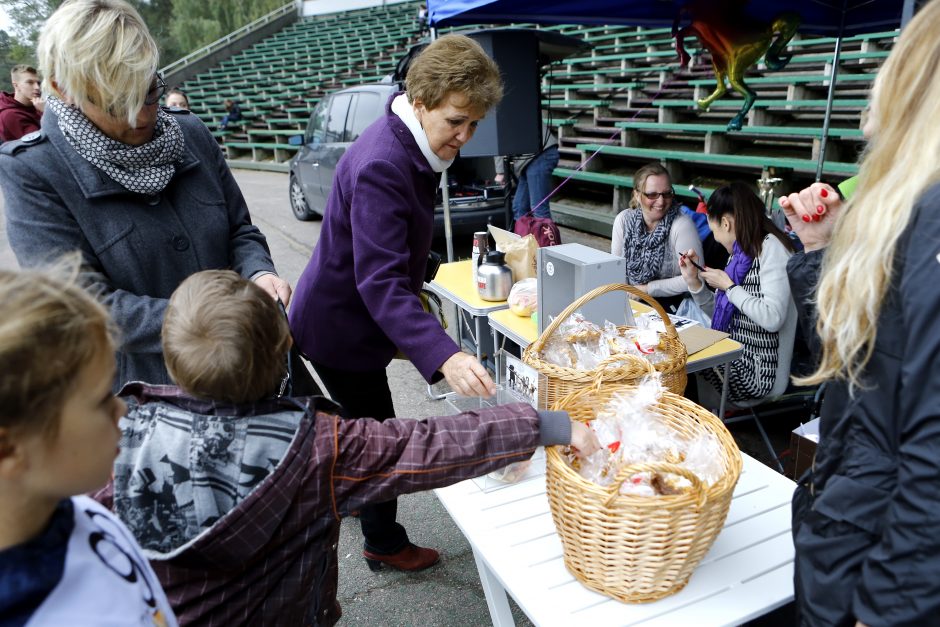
[
  {"x1": 289, "y1": 34, "x2": 503, "y2": 572},
  {"x1": 787, "y1": 1, "x2": 940, "y2": 624},
  {"x1": 611, "y1": 162, "x2": 704, "y2": 312},
  {"x1": 0, "y1": 0, "x2": 287, "y2": 389}
]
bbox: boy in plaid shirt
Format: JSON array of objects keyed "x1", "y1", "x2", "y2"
[{"x1": 94, "y1": 269, "x2": 597, "y2": 626}]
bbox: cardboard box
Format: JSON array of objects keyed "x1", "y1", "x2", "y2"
[{"x1": 787, "y1": 417, "x2": 820, "y2": 479}]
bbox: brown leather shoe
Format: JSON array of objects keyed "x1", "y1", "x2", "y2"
[{"x1": 363, "y1": 543, "x2": 440, "y2": 572}]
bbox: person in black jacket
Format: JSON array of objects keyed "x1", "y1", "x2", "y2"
[{"x1": 780, "y1": 2, "x2": 940, "y2": 624}]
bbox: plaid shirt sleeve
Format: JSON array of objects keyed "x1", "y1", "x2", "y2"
[{"x1": 326, "y1": 402, "x2": 541, "y2": 517}]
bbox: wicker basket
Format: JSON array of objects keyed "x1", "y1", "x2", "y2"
[
  {"x1": 547, "y1": 384, "x2": 742, "y2": 603},
  {"x1": 523, "y1": 283, "x2": 687, "y2": 408}
]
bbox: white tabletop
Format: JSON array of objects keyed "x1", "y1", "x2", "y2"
[{"x1": 436, "y1": 450, "x2": 796, "y2": 626}]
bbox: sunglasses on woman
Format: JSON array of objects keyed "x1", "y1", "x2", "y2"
[
  {"x1": 641, "y1": 190, "x2": 675, "y2": 200},
  {"x1": 144, "y1": 74, "x2": 167, "y2": 106}
]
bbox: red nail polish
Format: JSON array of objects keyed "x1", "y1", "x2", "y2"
[
  {"x1": 802, "y1": 215, "x2": 811, "y2": 222},
  {"x1": 820, "y1": 189, "x2": 828, "y2": 198},
  {"x1": 813, "y1": 214, "x2": 822, "y2": 222},
  {"x1": 816, "y1": 205, "x2": 825, "y2": 214}
]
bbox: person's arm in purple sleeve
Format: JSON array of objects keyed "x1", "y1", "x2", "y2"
[{"x1": 348, "y1": 158, "x2": 493, "y2": 395}]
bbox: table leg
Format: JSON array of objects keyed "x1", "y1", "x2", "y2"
[
  {"x1": 492, "y1": 327, "x2": 501, "y2": 386},
  {"x1": 719, "y1": 361, "x2": 731, "y2": 418},
  {"x1": 472, "y1": 547, "x2": 515, "y2": 627},
  {"x1": 474, "y1": 316, "x2": 483, "y2": 363}
]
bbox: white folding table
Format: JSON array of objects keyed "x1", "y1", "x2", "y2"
[{"x1": 435, "y1": 445, "x2": 796, "y2": 626}]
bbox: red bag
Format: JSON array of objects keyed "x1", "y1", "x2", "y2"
[{"x1": 513, "y1": 213, "x2": 562, "y2": 247}]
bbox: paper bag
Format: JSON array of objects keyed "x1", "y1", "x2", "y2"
[{"x1": 496, "y1": 233, "x2": 537, "y2": 280}]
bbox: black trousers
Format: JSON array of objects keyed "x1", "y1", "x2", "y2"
[{"x1": 309, "y1": 358, "x2": 410, "y2": 555}]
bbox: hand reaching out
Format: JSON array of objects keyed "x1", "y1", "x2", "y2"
[
  {"x1": 569, "y1": 421, "x2": 601, "y2": 458},
  {"x1": 441, "y1": 351, "x2": 496, "y2": 397}
]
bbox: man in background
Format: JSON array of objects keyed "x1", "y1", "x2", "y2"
[{"x1": 0, "y1": 65, "x2": 43, "y2": 142}]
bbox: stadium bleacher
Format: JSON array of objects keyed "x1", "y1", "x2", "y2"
[{"x1": 175, "y1": 1, "x2": 894, "y2": 236}]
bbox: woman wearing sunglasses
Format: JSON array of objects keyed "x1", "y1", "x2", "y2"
[
  {"x1": 610, "y1": 162, "x2": 704, "y2": 312},
  {"x1": 0, "y1": 0, "x2": 288, "y2": 390}
]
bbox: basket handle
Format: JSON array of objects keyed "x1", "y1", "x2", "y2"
[
  {"x1": 590, "y1": 353, "x2": 657, "y2": 390},
  {"x1": 531, "y1": 283, "x2": 679, "y2": 356},
  {"x1": 603, "y1": 461, "x2": 707, "y2": 508}
]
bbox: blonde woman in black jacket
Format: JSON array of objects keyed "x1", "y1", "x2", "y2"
[{"x1": 787, "y1": 2, "x2": 940, "y2": 625}]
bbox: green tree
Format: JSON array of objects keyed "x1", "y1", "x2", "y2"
[
  {"x1": 0, "y1": 0, "x2": 289, "y2": 78},
  {"x1": 170, "y1": 0, "x2": 285, "y2": 55}
]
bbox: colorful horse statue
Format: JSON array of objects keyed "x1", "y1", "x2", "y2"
[{"x1": 674, "y1": 2, "x2": 801, "y2": 130}]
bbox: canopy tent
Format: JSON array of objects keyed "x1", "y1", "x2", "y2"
[
  {"x1": 428, "y1": 0, "x2": 906, "y2": 37},
  {"x1": 429, "y1": 0, "x2": 912, "y2": 188}
]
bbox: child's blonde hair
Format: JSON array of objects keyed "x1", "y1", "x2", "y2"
[
  {"x1": 162, "y1": 270, "x2": 291, "y2": 404},
  {"x1": 0, "y1": 259, "x2": 115, "y2": 438}
]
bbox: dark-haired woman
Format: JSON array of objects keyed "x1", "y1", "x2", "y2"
[{"x1": 679, "y1": 182, "x2": 797, "y2": 405}]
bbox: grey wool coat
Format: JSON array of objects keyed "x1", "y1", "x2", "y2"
[{"x1": 0, "y1": 107, "x2": 276, "y2": 388}]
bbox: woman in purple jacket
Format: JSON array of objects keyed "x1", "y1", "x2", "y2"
[{"x1": 288, "y1": 35, "x2": 503, "y2": 572}]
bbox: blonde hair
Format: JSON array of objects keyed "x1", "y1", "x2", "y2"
[
  {"x1": 0, "y1": 256, "x2": 115, "y2": 439},
  {"x1": 162, "y1": 270, "x2": 291, "y2": 404},
  {"x1": 406, "y1": 34, "x2": 503, "y2": 112},
  {"x1": 37, "y1": 0, "x2": 159, "y2": 125},
  {"x1": 800, "y1": 0, "x2": 940, "y2": 388}
]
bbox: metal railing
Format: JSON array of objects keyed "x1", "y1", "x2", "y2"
[{"x1": 160, "y1": 2, "x2": 296, "y2": 76}]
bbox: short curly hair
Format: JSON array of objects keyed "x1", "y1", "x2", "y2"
[{"x1": 406, "y1": 34, "x2": 503, "y2": 113}]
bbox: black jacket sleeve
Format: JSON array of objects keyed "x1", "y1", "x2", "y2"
[{"x1": 786, "y1": 249, "x2": 825, "y2": 366}]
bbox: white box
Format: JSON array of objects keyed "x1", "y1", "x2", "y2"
[{"x1": 536, "y1": 243, "x2": 631, "y2": 333}]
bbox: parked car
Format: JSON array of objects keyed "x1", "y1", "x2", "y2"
[{"x1": 287, "y1": 82, "x2": 507, "y2": 236}]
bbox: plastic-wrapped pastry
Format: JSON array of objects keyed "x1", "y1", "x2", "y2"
[
  {"x1": 563, "y1": 377, "x2": 723, "y2": 496},
  {"x1": 507, "y1": 278, "x2": 537, "y2": 317}
]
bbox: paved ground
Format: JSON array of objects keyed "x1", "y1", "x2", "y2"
[{"x1": 0, "y1": 168, "x2": 798, "y2": 626}]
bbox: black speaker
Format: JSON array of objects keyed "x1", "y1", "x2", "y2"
[{"x1": 460, "y1": 30, "x2": 542, "y2": 158}]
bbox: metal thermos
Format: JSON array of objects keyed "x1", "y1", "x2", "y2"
[
  {"x1": 477, "y1": 250, "x2": 514, "y2": 301},
  {"x1": 471, "y1": 231, "x2": 489, "y2": 280}
]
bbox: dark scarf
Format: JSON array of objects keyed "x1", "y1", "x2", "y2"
[
  {"x1": 622, "y1": 205, "x2": 679, "y2": 285},
  {"x1": 711, "y1": 240, "x2": 754, "y2": 332},
  {"x1": 47, "y1": 95, "x2": 184, "y2": 195}
]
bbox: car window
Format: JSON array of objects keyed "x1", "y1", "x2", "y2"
[
  {"x1": 324, "y1": 93, "x2": 353, "y2": 143},
  {"x1": 306, "y1": 99, "x2": 329, "y2": 144},
  {"x1": 346, "y1": 92, "x2": 381, "y2": 143}
]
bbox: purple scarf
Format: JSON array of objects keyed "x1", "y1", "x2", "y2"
[{"x1": 711, "y1": 241, "x2": 753, "y2": 333}]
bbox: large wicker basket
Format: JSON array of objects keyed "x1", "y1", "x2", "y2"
[
  {"x1": 547, "y1": 384, "x2": 742, "y2": 603},
  {"x1": 523, "y1": 283, "x2": 687, "y2": 408}
]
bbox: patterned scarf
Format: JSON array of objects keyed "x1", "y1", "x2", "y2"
[
  {"x1": 47, "y1": 95, "x2": 184, "y2": 195},
  {"x1": 622, "y1": 204, "x2": 679, "y2": 285},
  {"x1": 711, "y1": 240, "x2": 754, "y2": 332}
]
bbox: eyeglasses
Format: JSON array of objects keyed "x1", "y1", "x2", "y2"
[
  {"x1": 144, "y1": 74, "x2": 167, "y2": 106},
  {"x1": 640, "y1": 190, "x2": 675, "y2": 201}
]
